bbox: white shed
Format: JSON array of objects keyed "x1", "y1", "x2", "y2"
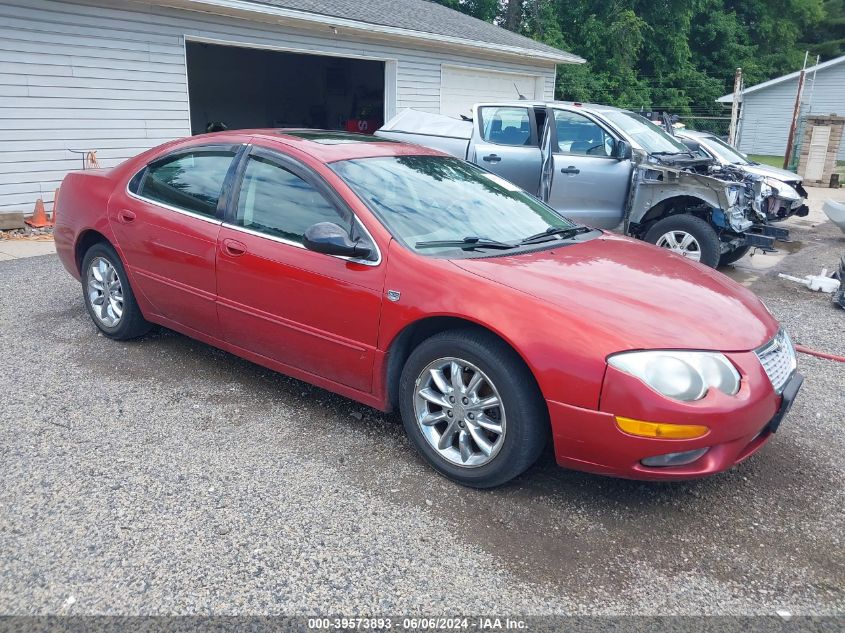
[
  {"x1": 0, "y1": 0, "x2": 581, "y2": 216},
  {"x1": 717, "y1": 55, "x2": 845, "y2": 162}
]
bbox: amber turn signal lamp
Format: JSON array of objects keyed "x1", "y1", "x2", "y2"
[{"x1": 615, "y1": 416, "x2": 709, "y2": 439}]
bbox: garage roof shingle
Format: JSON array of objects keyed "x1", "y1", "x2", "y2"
[{"x1": 241, "y1": 0, "x2": 582, "y2": 63}]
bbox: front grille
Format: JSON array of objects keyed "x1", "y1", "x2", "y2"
[{"x1": 755, "y1": 329, "x2": 797, "y2": 393}]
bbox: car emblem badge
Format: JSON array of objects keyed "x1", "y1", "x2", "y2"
[{"x1": 387, "y1": 290, "x2": 401, "y2": 302}]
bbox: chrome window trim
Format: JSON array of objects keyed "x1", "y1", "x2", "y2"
[
  {"x1": 221, "y1": 217, "x2": 382, "y2": 267},
  {"x1": 125, "y1": 188, "x2": 223, "y2": 226}
]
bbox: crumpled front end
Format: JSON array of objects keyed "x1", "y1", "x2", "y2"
[
  {"x1": 752, "y1": 176, "x2": 809, "y2": 221},
  {"x1": 626, "y1": 159, "x2": 756, "y2": 235},
  {"x1": 720, "y1": 166, "x2": 809, "y2": 222}
]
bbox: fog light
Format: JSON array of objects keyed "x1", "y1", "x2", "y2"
[
  {"x1": 616, "y1": 416, "x2": 709, "y2": 439},
  {"x1": 641, "y1": 448, "x2": 709, "y2": 467}
]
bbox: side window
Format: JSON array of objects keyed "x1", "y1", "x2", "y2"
[
  {"x1": 480, "y1": 106, "x2": 533, "y2": 146},
  {"x1": 553, "y1": 110, "x2": 615, "y2": 157},
  {"x1": 139, "y1": 150, "x2": 235, "y2": 216},
  {"x1": 235, "y1": 155, "x2": 348, "y2": 244}
]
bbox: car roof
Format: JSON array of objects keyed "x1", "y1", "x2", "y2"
[
  {"x1": 475, "y1": 100, "x2": 629, "y2": 113},
  {"x1": 197, "y1": 128, "x2": 448, "y2": 163},
  {"x1": 675, "y1": 129, "x2": 713, "y2": 139}
]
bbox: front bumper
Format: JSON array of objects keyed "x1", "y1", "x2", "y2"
[{"x1": 547, "y1": 352, "x2": 802, "y2": 481}]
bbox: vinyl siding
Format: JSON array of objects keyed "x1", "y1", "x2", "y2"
[
  {"x1": 0, "y1": 0, "x2": 558, "y2": 213},
  {"x1": 737, "y1": 61, "x2": 845, "y2": 162}
]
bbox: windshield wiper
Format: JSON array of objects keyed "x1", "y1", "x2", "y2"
[
  {"x1": 415, "y1": 236, "x2": 516, "y2": 251},
  {"x1": 518, "y1": 226, "x2": 592, "y2": 245}
]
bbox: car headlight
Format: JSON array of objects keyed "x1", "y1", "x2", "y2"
[{"x1": 607, "y1": 351, "x2": 740, "y2": 402}]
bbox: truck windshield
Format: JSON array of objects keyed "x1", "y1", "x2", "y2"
[
  {"x1": 600, "y1": 110, "x2": 690, "y2": 155},
  {"x1": 331, "y1": 156, "x2": 578, "y2": 255}
]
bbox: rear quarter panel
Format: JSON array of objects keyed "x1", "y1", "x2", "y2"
[{"x1": 54, "y1": 169, "x2": 119, "y2": 280}]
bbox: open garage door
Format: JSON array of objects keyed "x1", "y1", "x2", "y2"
[
  {"x1": 186, "y1": 41, "x2": 386, "y2": 135},
  {"x1": 440, "y1": 66, "x2": 542, "y2": 119}
]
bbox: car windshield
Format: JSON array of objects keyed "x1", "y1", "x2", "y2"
[
  {"x1": 600, "y1": 110, "x2": 690, "y2": 155},
  {"x1": 701, "y1": 135, "x2": 750, "y2": 165},
  {"x1": 331, "y1": 156, "x2": 578, "y2": 255}
]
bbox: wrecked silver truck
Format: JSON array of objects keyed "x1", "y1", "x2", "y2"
[{"x1": 376, "y1": 103, "x2": 792, "y2": 268}]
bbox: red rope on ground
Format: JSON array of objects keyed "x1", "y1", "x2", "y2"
[{"x1": 795, "y1": 344, "x2": 845, "y2": 363}]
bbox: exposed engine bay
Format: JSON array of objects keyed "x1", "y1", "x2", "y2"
[{"x1": 631, "y1": 152, "x2": 805, "y2": 252}]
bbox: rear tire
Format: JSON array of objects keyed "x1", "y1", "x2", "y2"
[
  {"x1": 644, "y1": 214, "x2": 721, "y2": 268},
  {"x1": 718, "y1": 244, "x2": 751, "y2": 267},
  {"x1": 399, "y1": 328, "x2": 548, "y2": 488},
  {"x1": 81, "y1": 242, "x2": 151, "y2": 340}
]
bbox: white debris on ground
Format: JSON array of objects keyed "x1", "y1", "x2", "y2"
[{"x1": 778, "y1": 270, "x2": 841, "y2": 293}]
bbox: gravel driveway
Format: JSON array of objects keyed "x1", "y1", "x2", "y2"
[{"x1": 0, "y1": 220, "x2": 843, "y2": 617}]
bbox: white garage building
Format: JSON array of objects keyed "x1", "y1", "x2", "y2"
[{"x1": 0, "y1": 0, "x2": 581, "y2": 216}]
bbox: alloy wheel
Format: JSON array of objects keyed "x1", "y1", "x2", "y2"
[
  {"x1": 656, "y1": 230, "x2": 702, "y2": 262},
  {"x1": 87, "y1": 256, "x2": 124, "y2": 327},
  {"x1": 413, "y1": 357, "x2": 506, "y2": 468}
]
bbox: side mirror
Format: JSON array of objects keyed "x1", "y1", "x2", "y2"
[
  {"x1": 303, "y1": 222, "x2": 372, "y2": 260},
  {"x1": 613, "y1": 139, "x2": 633, "y2": 161}
]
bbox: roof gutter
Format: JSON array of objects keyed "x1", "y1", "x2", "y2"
[{"x1": 154, "y1": 0, "x2": 584, "y2": 64}]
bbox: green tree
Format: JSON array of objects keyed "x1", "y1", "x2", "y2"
[{"x1": 429, "y1": 0, "x2": 832, "y2": 117}]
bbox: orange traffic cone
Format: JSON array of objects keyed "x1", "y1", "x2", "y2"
[{"x1": 25, "y1": 198, "x2": 54, "y2": 228}]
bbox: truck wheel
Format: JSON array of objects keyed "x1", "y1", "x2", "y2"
[
  {"x1": 644, "y1": 215, "x2": 721, "y2": 268},
  {"x1": 718, "y1": 245, "x2": 751, "y2": 267}
]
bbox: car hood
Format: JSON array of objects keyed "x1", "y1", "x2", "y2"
[
  {"x1": 742, "y1": 162, "x2": 802, "y2": 183},
  {"x1": 451, "y1": 233, "x2": 778, "y2": 353}
]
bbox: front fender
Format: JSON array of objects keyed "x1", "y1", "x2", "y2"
[{"x1": 377, "y1": 242, "x2": 608, "y2": 410}]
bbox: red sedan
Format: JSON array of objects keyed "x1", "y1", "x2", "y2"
[{"x1": 54, "y1": 130, "x2": 802, "y2": 488}]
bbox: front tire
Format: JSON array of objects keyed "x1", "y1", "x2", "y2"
[
  {"x1": 81, "y1": 242, "x2": 151, "y2": 340},
  {"x1": 718, "y1": 244, "x2": 751, "y2": 267},
  {"x1": 644, "y1": 214, "x2": 721, "y2": 268},
  {"x1": 399, "y1": 329, "x2": 548, "y2": 488}
]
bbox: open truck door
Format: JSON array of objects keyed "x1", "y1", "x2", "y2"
[{"x1": 469, "y1": 104, "x2": 543, "y2": 195}]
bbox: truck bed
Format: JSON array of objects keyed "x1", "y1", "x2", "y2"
[{"x1": 375, "y1": 109, "x2": 472, "y2": 159}]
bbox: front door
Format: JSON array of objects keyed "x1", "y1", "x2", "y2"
[
  {"x1": 215, "y1": 148, "x2": 385, "y2": 393},
  {"x1": 542, "y1": 109, "x2": 631, "y2": 228},
  {"x1": 470, "y1": 105, "x2": 543, "y2": 194},
  {"x1": 109, "y1": 145, "x2": 241, "y2": 337}
]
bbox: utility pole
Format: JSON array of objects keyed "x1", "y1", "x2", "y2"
[
  {"x1": 805, "y1": 55, "x2": 821, "y2": 113},
  {"x1": 728, "y1": 67, "x2": 742, "y2": 145},
  {"x1": 783, "y1": 51, "x2": 809, "y2": 170}
]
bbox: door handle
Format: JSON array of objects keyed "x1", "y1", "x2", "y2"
[
  {"x1": 560, "y1": 166, "x2": 580, "y2": 175},
  {"x1": 222, "y1": 238, "x2": 246, "y2": 257},
  {"x1": 482, "y1": 154, "x2": 502, "y2": 163},
  {"x1": 117, "y1": 209, "x2": 136, "y2": 224}
]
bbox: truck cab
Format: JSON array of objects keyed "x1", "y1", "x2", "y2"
[{"x1": 377, "y1": 102, "x2": 788, "y2": 268}]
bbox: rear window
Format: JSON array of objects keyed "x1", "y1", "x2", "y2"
[{"x1": 134, "y1": 150, "x2": 235, "y2": 217}]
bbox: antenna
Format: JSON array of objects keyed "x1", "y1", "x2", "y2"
[{"x1": 514, "y1": 83, "x2": 527, "y2": 100}]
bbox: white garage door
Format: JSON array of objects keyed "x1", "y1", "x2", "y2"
[{"x1": 440, "y1": 66, "x2": 542, "y2": 119}]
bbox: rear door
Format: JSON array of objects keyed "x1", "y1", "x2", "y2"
[
  {"x1": 215, "y1": 147, "x2": 385, "y2": 393},
  {"x1": 111, "y1": 144, "x2": 242, "y2": 337},
  {"x1": 543, "y1": 108, "x2": 631, "y2": 228},
  {"x1": 469, "y1": 104, "x2": 542, "y2": 195}
]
